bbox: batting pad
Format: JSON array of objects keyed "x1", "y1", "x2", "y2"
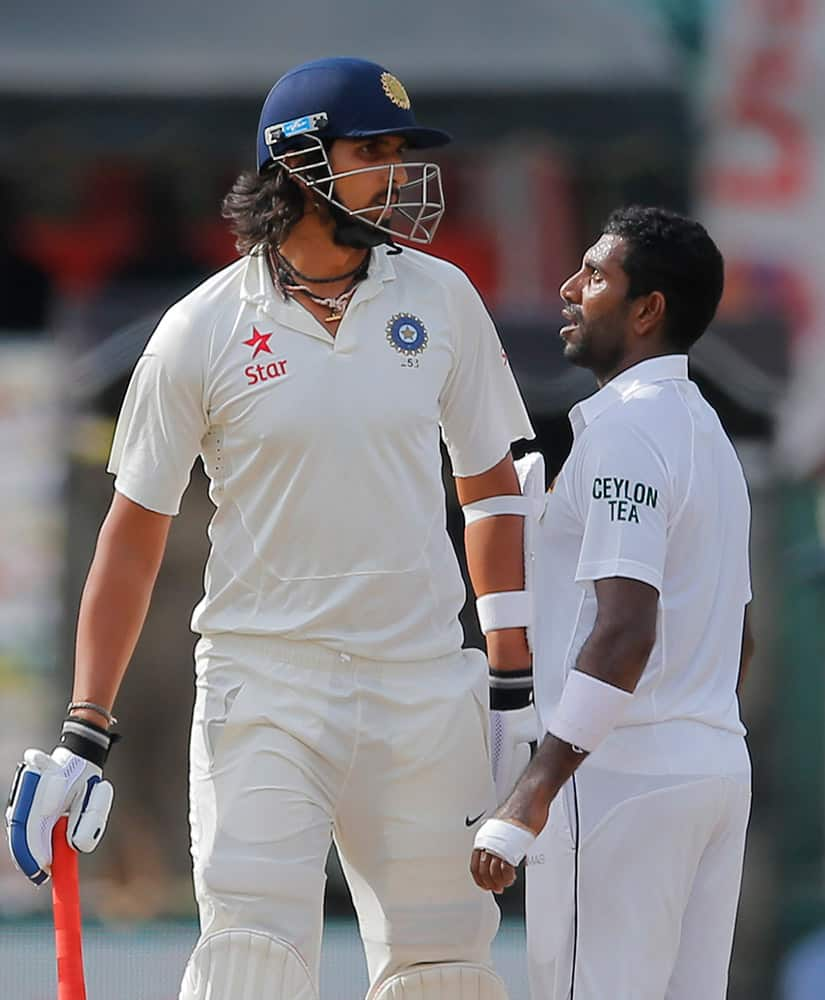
[
  {"x1": 368, "y1": 962, "x2": 509, "y2": 1000},
  {"x1": 179, "y1": 929, "x2": 318, "y2": 1000}
]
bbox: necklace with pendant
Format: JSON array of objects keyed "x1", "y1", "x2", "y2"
[
  {"x1": 269, "y1": 247, "x2": 369, "y2": 323},
  {"x1": 281, "y1": 281, "x2": 360, "y2": 323}
]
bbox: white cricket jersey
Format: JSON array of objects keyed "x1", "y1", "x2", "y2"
[
  {"x1": 534, "y1": 355, "x2": 751, "y2": 773},
  {"x1": 108, "y1": 246, "x2": 534, "y2": 660}
]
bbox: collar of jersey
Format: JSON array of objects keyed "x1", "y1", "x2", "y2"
[
  {"x1": 569, "y1": 354, "x2": 689, "y2": 437},
  {"x1": 239, "y1": 245, "x2": 397, "y2": 324}
]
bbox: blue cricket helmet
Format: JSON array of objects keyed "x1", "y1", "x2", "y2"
[{"x1": 256, "y1": 57, "x2": 451, "y2": 172}]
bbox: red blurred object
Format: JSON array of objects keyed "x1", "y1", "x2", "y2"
[{"x1": 52, "y1": 817, "x2": 87, "y2": 1000}]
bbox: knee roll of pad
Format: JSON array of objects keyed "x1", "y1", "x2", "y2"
[
  {"x1": 368, "y1": 962, "x2": 509, "y2": 1000},
  {"x1": 179, "y1": 928, "x2": 318, "y2": 1000}
]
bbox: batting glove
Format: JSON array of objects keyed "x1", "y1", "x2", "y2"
[
  {"x1": 490, "y1": 667, "x2": 538, "y2": 806},
  {"x1": 6, "y1": 717, "x2": 116, "y2": 885}
]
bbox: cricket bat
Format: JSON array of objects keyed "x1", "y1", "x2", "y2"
[{"x1": 51, "y1": 816, "x2": 87, "y2": 1000}]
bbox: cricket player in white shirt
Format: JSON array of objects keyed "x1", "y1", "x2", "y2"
[
  {"x1": 472, "y1": 206, "x2": 754, "y2": 999},
  {"x1": 6, "y1": 58, "x2": 536, "y2": 999}
]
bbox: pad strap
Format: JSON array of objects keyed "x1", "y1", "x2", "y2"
[
  {"x1": 546, "y1": 670, "x2": 634, "y2": 753},
  {"x1": 462, "y1": 495, "x2": 531, "y2": 525},
  {"x1": 476, "y1": 590, "x2": 532, "y2": 634}
]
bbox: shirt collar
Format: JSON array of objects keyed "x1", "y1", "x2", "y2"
[
  {"x1": 569, "y1": 354, "x2": 689, "y2": 437},
  {"x1": 239, "y1": 244, "x2": 398, "y2": 322}
]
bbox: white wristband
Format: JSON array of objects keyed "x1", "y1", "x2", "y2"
[
  {"x1": 473, "y1": 818, "x2": 536, "y2": 867},
  {"x1": 546, "y1": 671, "x2": 634, "y2": 753},
  {"x1": 476, "y1": 591, "x2": 532, "y2": 633}
]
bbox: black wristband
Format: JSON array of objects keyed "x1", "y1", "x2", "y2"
[
  {"x1": 59, "y1": 716, "x2": 119, "y2": 768},
  {"x1": 489, "y1": 667, "x2": 533, "y2": 711}
]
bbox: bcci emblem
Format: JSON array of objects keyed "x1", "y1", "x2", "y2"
[
  {"x1": 381, "y1": 72, "x2": 411, "y2": 110},
  {"x1": 386, "y1": 313, "x2": 428, "y2": 355}
]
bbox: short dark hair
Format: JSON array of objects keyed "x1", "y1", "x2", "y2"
[
  {"x1": 222, "y1": 166, "x2": 306, "y2": 255},
  {"x1": 603, "y1": 205, "x2": 724, "y2": 351}
]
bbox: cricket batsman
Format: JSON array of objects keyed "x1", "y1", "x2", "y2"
[{"x1": 6, "y1": 57, "x2": 537, "y2": 999}]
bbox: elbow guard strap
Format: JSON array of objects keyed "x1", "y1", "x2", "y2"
[
  {"x1": 462, "y1": 495, "x2": 531, "y2": 525},
  {"x1": 476, "y1": 590, "x2": 532, "y2": 634},
  {"x1": 546, "y1": 671, "x2": 634, "y2": 753}
]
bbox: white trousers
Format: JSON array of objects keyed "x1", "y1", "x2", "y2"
[
  {"x1": 526, "y1": 759, "x2": 751, "y2": 1000},
  {"x1": 187, "y1": 634, "x2": 500, "y2": 995}
]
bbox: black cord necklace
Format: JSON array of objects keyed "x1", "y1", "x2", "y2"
[
  {"x1": 271, "y1": 247, "x2": 368, "y2": 284},
  {"x1": 268, "y1": 246, "x2": 370, "y2": 324}
]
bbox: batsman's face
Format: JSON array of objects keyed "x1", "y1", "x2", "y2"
[
  {"x1": 328, "y1": 136, "x2": 409, "y2": 223},
  {"x1": 559, "y1": 234, "x2": 633, "y2": 378}
]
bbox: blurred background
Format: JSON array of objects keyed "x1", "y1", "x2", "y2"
[{"x1": 1, "y1": 0, "x2": 824, "y2": 997}]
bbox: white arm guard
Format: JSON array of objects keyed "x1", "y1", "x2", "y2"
[{"x1": 462, "y1": 452, "x2": 546, "y2": 651}]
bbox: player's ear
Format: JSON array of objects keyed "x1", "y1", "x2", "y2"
[{"x1": 635, "y1": 291, "x2": 666, "y2": 338}]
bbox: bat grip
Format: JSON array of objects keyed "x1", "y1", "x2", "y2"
[{"x1": 52, "y1": 816, "x2": 87, "y2": 1000}]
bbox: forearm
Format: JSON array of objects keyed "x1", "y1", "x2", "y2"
[
  {"x1": 495, "y1": 622, "x2": 648, "y2": 832},
  {"x1": 72, "y1": 510, "x2": 168, "y2": 723},
  {"x1": 496, "y1": 584, "x2": 657, "y2": 831},
  {"x1": 498, "y1": 733, "x2": 586, "y2": 833},
  {"x1": 456, "y1": 452, "x2": 532, "y2": 671},
  {"x1": 465, "y1": 516, "x2": 530, "y2": 670},
  {"x1": 493, "y1": 628, "x2": 639, "y2": 833}
]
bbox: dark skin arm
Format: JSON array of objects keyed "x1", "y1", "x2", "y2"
[
  {"x1": 455, "y1": 452, "x2": 531, "y2": 672},
  {"x1": 471, "y1": 575, "x2": 658, "y2": 893}
]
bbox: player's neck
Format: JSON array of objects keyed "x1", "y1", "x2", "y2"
[
  {"x1": 595, "y1": 347, "x2": 676, "y2": 388},
  {"x1": 278, "y1": 213, "x2": 369, "y2": 288}
]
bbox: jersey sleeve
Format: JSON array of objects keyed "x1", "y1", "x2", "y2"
[
  {"x1": 571, "y1": 422, "x2": 671, "y2": 593},
  {"x1": 439, "y1": 273, "x2": 534, "y2": 477},
  {"x1": 107, "y1": 304, "x2": 208, "y2": 515}
]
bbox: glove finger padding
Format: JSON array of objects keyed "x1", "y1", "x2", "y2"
[
  {"x1": 22, "y1": 748, "x2": 53, "y2": 772},
  {"x1": 6, "y1": 746, "x2": 107, "y2": 884},
  {"x1": 68, "y1": 778, "x2": 114, "y2": 853},
  {"x1": 6, "y1": 761, "x2": 52, "y2": 881}
]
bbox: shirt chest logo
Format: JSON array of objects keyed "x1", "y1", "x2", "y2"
[
  {"x1": 243, "y1": 326, "x2": 272, "y2": 358},
  {"x1": 242, "y1": 326, "x2": 288, "y2": 386},
  {"x1": 386, "y1": 313, "x2": 428, "y2": 356}
]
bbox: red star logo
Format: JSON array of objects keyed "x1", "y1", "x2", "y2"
[{"x1": 243, "y1": 327, "x2": 273, "y2": 359}]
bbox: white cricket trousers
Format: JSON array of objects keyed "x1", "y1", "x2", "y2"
[
  {"x1": 187, "y1": 634, "x2": 500, "y2": 995},
  {"x1": 526, "y1": 745, "x2": 751, "y2": 999}
]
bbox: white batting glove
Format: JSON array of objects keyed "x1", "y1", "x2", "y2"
[
  {"x1": 6, "y1": 718, "x2": 116, "y2": 886},
  {"x1": 490, "y1": 702, "x2": 538, "y2": 806}
]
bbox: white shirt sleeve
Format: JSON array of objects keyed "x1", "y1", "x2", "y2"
[
  {"x1": 572, "y1": 421, "x2": 671, "y2": 593},
  {"x1": 439, "y1": 272, "x2": 534, "y2": 477},
  {"x1": 107, "y1": 304, "x2": 208, "y2": 515}
]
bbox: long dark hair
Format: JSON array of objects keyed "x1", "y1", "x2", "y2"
[{"x1": 221, "y1": 167, "x2": 306, "y2": 255}]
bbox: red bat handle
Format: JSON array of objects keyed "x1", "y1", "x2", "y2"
[{"x1": 52, "y1": 816, "x2": 87, "y2": 1000}]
